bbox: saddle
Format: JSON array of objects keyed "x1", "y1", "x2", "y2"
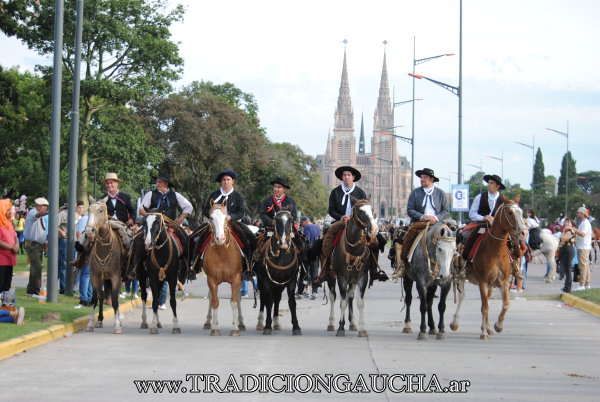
[
  {"x1": 461, "y1": 222, "x2": 487, "y2": 260},
  {"x1": 399, "y1": 221, "x2": 429, "y2": 263}
]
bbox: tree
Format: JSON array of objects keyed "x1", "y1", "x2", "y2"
[
  {"x1": 533, "y1": 147, "x2": 545, "y2": 196},
  {"x1": 557, "y1": 151, "x2": 577, "y2": 195},
  {"x1": 465, "y1": 171, "x2": 485, "y2": 203},
  {"x1": 577, "y1": 170, "x2": 600, "y2": 194},
  {"x1": 1, "y1": 0, "x2": 184, "y2": 203}
]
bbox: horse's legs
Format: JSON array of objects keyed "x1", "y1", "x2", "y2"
[
  {"x1": 287, "y1": 278, "x2": 301, "y2": 335},
  {"x1": 494, "y1": 279, "x2": 511, "y2": 334},
  {"x1": 436, "y1": 281, "x2": 452, "y2": 340},
  {"x1": 356, "y1": 274, "x2": 368, "y2": 337},
  {"x1": 273, "y1": 286, "x2": 282, "y2": 331},
  {"x1": 111, "y1": 277, "x2": 122, "y2": 334},
  {"x1": 237, "y1": 287, "x2": 246, "y2": 331},
  {"x1": 140, "y1": 273, "x2": 149, "y2": 329},
  {"x1": 203, "y1": 289, "x2": 213, "y2": 330},
  {"x1": 230, "y1": 276, "x2": 241, "y2": 336},
  {"x1": 402, "y1": 277, "x2": 413, "y2": 334},
  {"x1": 486, "y1": 285, "x2": 494, "y2": 335},
  {"x1": 348, "y1": 283, "x2": 356, "y2": 331},
  {"x1": 336, "y1": 277, "x2": 348, "y2": 336},
  {"x1": 149, "y1": 278, "x2": 161, "y2": 335},
  {"x1": 479, "y1": 283, "x2": 491, "y2": 340},
  {"x1": 426, "y1": 284, "x2": 438, "y2": 335},
  {"x1": 207, "y1": 279, "x2": 220, "y2": 336},
  {"x1": 262, "y1": 286, "x2": 274, "y2": 335},
  {"x1": 256, "y1": 297, "x2": 265, "y2": 331},
  {"x1": 546, "y1": 250, "x2": 557, "y2": 283},
  {"x1": 416, "y1": 283, "x2": 428, "y2": 340},
  {"x1": 450, "y1": 279, "x2": 466, "y2": 331},
  {"x1": 169, "y1": 275, "x2": 180, "y2": 334},
  {"x1": 327, "y1": 278, "x2": 336, "y2": 332},
  {"x1": 86, "y1": 274, "x2": 101, "y2": 331},
  {"x1": 96, "y1": 280, "x2": 106, "y2": 328}
]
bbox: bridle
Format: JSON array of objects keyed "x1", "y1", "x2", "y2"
[
  {"x1": 145, "y1": 212, "x2": 174, "y2": 281},
  {"x1": 486, "y1": 203, "x2": 522, "y2": 242},
  {"x1": 340, "y1": 200, "x2": 373, "y2": 271},
  {"x1": 209, "y1": 205, "x2": 231, "y2": 248},
  {"x1": 86, "y1": 204, "x2": 115, "y2": 270},
  {"x1": 263, "y1": 210, "x2": 298, "y2": 285}
]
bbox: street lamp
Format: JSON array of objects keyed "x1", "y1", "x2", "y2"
[
  {"x1": 486, "y1": 149, "x2": 504, "y2": 178},
  {"x1": 515, "y1": 135, "x2": 535, "y2": 209},
  {"x1": 547, "y1": 122, "x2": 569, "y2": 217}
]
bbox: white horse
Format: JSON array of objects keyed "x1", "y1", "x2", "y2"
[{"x1": 528, "y1": 228, "x2": 559, "y2": 283}]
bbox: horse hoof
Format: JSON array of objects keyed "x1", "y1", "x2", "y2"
[
  {"x1": 437, "y1": 332, "x2": 447, "y2": 340},
  {"x1": 86, "y1": 327, "x2": 94, "y2": 332},
  {"x1": 327, "y1": 325, "x2": 335, "y2": 332},
  {"x1": 402, "y1": 327, "x2": 412, "y2": 334},
  {"x1": 428, "y1": 329, "x2": 439, "y2": 335},
  {"x1": 487, "y1": 328, "x2": 495, "y2": 336},
  {"x1": 157, "y1": 322, "x2": 163, "y2": 329},
  {"x1": 210, "y1": 329, "x2": 221, "y2": 336},
  {"x1": 450, "y1": 323, "x2": 459, "y2": 331},
  {"x1": 292, "y1": 329, "x2": 302, "y2": 336},
  {"x1": 273, "y1": 324, "x2": 282, "y2": 331},
  {"x1": 263, "y1": 328, "x2": 272, "y2": 335},
  {"x1": 256, "y1": 324, "x2": 264, "y2": 331},
  {"x1": 238, "y1": 324, "x2": 246, "y2": 331},
  {"x1": 349, "y1": 324, "x2": 357, "y2": 331},
  {"x1": 203, "y1": 323, "x2": 212, "y2": 330},
  {"x1": 494, "y1": 323, "x2": 503, "y2": 333},
  {"x1": 480, "y1": 334, "x2": 488, "y2": 340},
  {"x1": 150, "y1": 328, "x2": 158, "y2": 335},
  {"x1": 417, "y1": 332, "x2": 428, "y2": 340},
  {"x1": 230, "y1": 329, "x2": 240, "y2": 337},
  {"x1": 95, "y1": 322, "x2": 103, "y2": 328},
  {"x1": 358, "y1": 330, "x2": 368, "y2": 338},
  {"x1": 336, "y1": 330, "x2": 345, "y2": 337},
  {"x1": 140, "y1": 323, "x2": 148, "y2": 329},
  {"x1": 114, "y1": 328, "x2": 123, "y2": 334},
  {"x1": 172, "y1": 327, "x2": 181, "y2": 334}
]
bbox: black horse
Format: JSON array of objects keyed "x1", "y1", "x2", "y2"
[
  {"x1": 254, "y1": 210, "x2": 302, "y2": 335},
  {"x1": 130, "y1": 211, "x2": 184, "y2": 334}
]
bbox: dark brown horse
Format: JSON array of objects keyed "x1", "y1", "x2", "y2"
[
  {"x1": 325, "y1": 198, "x2": 378, "y2": 337},
  {"x1": 84, "y1": 200, "x2": 126, "y2": 334},
  {"x1": 202, "y1": 202, "x2": 245, "y2": 336},
  {"x1": 450, "y1": 199, "x2": 526, "y2": 339}
]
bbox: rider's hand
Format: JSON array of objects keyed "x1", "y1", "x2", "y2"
[
  {"x1": 342, "y1": 215, "x2": 351, "y2": 222},
  {"x1": 126, "y1": 219, "x2": 134, "y2": 227},
  {"x1": 422, "y1": 215, "x2": 438, "y2": 223},
  {"x1": 226, "y1": 215, "x2": 231, "y2": 222},
  {"x1": 484, "y1": 215, "x2": 494, "y2": 224}
]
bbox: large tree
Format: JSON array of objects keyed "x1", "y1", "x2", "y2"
[
  {"x1": 557, "y1": 151, "x2": 577, "y2": 195},
  {"x1": 533, "y1": 147, "x2": 545, "y2": 195},
  {"x1": 0, "y1": 0, "x2": 184, "y2": 203}
]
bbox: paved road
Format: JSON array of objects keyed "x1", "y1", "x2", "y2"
[{"x1": 3, "y1": 259, "x2": 600, "y2": 401}]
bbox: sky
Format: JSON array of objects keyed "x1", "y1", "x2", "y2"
[{"x1": 2, "y1": 0, "x2": 599, "y2": 191}]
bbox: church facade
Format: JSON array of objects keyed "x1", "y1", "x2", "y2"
[{"x1": 316, "y1": 49, "x2": 411, "y2": 220}]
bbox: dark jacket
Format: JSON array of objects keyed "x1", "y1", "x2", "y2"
[
  {"x1": 407, "y1": 186, "x2": 450, "y2": 223},
  {"x1": 328, "y1": 185, "x2": 368, "y2": 221},
  {"x1": 202, "y1": 189, "x2": 246, "y2": 222},
  {"x1": 146, "y1": 189, "x2": 179, "y2": 221},
  {"x1": 477, "y1": 191, "x2": 502, "y2": 217},
  {"x1": 98, "y1": 192, "x2": 136, "y2": 223},
  {"x1": 259, "y1": 194, "x2": 298, "y2": 227}
]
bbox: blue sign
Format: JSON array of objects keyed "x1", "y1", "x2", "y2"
[{"x1": 451, "y1": 184, "x2": 470, "y2": 212}]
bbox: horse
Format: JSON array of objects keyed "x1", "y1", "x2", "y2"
[
  {"x1": 529, "y1": 228, "x2": 559, "y2": 283},
  {"x1": 325, "y1": 198, "x2": 378, "y2": 337},
  {"x1": 130, "y1": 211, "x2": 182, "y2": 334},
  {"x1": 84, "y1": 200, "x2": 126, "y2": 334},
  {"x1": 254, "y1": 210, "x2": 302, "y2": 335},
  {"x1": 401, "y1": 222, "x2": 457, "y2": 340},
  {"x1": 202, "y1": 201, "x2": 245, "y2": 336},
  {"x1": 450, "y1": 199, "x2": 526, "y2": 340}
]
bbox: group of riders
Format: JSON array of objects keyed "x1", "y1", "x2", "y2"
[{"x1": 74, "y1": 163, "x2": 520, "y2": 291}]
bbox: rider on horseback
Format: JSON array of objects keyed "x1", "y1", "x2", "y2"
[{"x1": 390, "y1": 168, "x2": 449, "y2": 278}]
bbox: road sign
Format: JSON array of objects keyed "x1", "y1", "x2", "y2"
[{"x1": 451, "y1": 184, "x2": 470, "y2": 212}]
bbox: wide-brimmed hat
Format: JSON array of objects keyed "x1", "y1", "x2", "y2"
[
  {"x1": 483, "y1": 174, "x2": 506, "y2": 190},
  {"x1": 215, "y1": 170, "x2": 237, "y2": 182},
  {"x1": 34, "y1": 197, "x2": 49, "y2": 206},
  {"x1": 101, "y1": 172, "x2": 122, "y2": 183},
  {"x1": 335, "y1": 166, "x2": 361, "y2": 182},
  {"x1": 577, "y1": 207, "x2": 590, "y2": 217},
  {"x1": 415, "y1": 168, "x2": 439, "y2": 182},
  {"x1": 152, "y1": 172, "x2": 174, "y2": 187},
  {"x1": 270, "y1": 177, "x2": 291, "y2": 189}
]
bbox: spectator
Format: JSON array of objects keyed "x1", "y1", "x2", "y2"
[
  {"x1": 57, "y1": 201, "x2": 84, "y2": 294},
  {"x1": 573, "y1": 207, "x2": 592, "y2": 290},
  {"x1": 558, "y1": 218, "x2": 576, "y2": 293},
  {"x1": 1, "y1": 291, "x2": 25, "y2": 325},
  {"x1": 23, "y1": 198, "x2": 49, "y2": 297},
  {"x1": 0, "y1": 200, "x2": 19, "y2": 292},
  {"x1": 74, "y1": 209, "x2": 92, "y2": 307},
  {"x1": 300, "y1": 216, "x2": 321, "y2": 299},
  {"x1": 13, "y1": 211, "x2": 25, "y2": 254}
]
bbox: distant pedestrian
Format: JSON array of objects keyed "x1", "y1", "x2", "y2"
[
  {"x1": 0, "y1": 200, "x2": 19, "y2": 292},
  {"x1": 12, "y1": 211, "x2": 25, "y2": 254},
  {"x1": 558, "y1": 218, "x2": 576, "y2": 293},
  {"x1": 23, "y1": 198, "x2": 49, "y2": 297},
  {"x1": 573, "y1": 207, "x2": 592, "y2": 290}
]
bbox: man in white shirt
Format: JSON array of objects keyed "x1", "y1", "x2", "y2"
[{"x1": 573, "y1": 207, "x2": 592, "y2": 290}]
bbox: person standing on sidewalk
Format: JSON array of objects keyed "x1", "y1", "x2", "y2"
[
  {"x1": 573, "y1": 207, "x2": 592, "y2": 290},
  {"x1": 558, "y1": 218, "x2": 576, "y2": 293},
  {"x1": 0, "y1": 200, "x2": 19, "y2": 292},
  {"x1": 23, "y1": 198, "x2": 49, "y2": 297}
]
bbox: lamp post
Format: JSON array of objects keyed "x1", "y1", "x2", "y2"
[
  {"x1": 486, "y1": 149, "x2": 504, "y2": 178},
  {"x1": 515, "y1": 135, "x2": 535, "y2": 209},
  {"x1": 547, "y1": 122, "x2": 569, "y2": 217}
]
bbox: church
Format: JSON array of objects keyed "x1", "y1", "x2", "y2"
[{"x1": 316, "y1": 47, "x2": 411, "y2": 221}]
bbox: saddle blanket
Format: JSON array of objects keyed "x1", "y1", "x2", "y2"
[
  {"x1": 467, "y1": 232, "x2": 488, "y2": 261},
  {"x1": 199, "y1": 231, "x2": 244, "y2": 254}
]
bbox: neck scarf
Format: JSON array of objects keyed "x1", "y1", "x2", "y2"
[
  {"x1": 157, "y1": 189, "x2": 171, "y2": 209},
  {"x1": 421, "y1": 187, "x2": 435, "y2": 207},
  {"x1": 488, "y1": 191, "x2": 498, "y2": 212},
  {"x1": 341, "y1": 184, "x2": 355, "y2": 216},
  {"x1": 267, "y1": 194, "x2": 286, "y2": 213},
  {"x1": 213, "y1": 187, "x2": 233, "y2": 204}
]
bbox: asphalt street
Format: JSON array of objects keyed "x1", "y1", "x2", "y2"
[{"x1": 3, "y1": 257, "x2": 599, "y2": 401}]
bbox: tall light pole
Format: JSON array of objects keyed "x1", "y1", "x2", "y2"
[
  {"x1": 515, "y1": 135, "x2": 535, "y2": 209},
  {"x1": 547, "y1": 123, "x2": 569, "y2": 217},
  {"x1": 486, "y1": 149, "x2": 504, "y2": 178}
]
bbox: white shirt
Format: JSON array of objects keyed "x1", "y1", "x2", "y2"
[
  {"x1": 527, "y1": 217, "x2": 539, "y2": 229},
  {"x1": 141, "y1": 190, "x2": 193, "y2": 215},
  {"x1": 422, "y1": 187, "x2": 436, "y2": 217},
  {"x1": 575, "y1": 218, "x2": 592, "y2": 250},
  {"x1": 469, "y1": 191, "x2": 500, "y2": 222}
]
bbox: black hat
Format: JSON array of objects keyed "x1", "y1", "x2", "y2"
[
  {"x1": 335, "y1": 166, "x2": 361, "y2": 182},
  {"x1": 152, "y1": 172, "x2": 174, "y2": 187},
  {"x1": 483, "y1": 174, "x2": 506, "y2": 190},
  {"x1": 215, "y1": 170, "x2": 237, "y2": 182},
  {"x1": 415, "y1": 168, "x2": 439, "y2": 182},
  {"x1": 270, "y1": 177, "x2": 291, "y2": 189}
]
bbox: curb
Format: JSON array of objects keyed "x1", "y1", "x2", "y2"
[
  {"x1": 0, "y1": 298, "x2": 143, "y2": 361},
  {"x1": 560, "y1": 293, "x2": 600, "y2": 318}
]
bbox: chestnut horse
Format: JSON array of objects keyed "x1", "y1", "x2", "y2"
[
  {"x1": 202, "y1": 202, "x2": 246, "y2": 336},
  {"x1": 85, "y1": 200, "x2": 126, "y2": 334},
  {"x1": 450, "y1": 199, "x2": 526, "y2": 340}
]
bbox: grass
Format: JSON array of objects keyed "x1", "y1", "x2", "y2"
[
  {"x1": 13, "y1": 253, "x2": 30, "y2": 273},
  {"x1": 571, "y1": 288, "x2": 600, "y2": 305}
]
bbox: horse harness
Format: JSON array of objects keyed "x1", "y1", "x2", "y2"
[
  {"x1": 146, "y1": 213, "x2": 176, "y2": 281},
  {"x1": 261, "y1": 211, "x2": 299, "y2": 286},
  {"x1": 338, "y1": 201, "x2": 372, "y2": 272},
  {"x1": 407, "y1": 222, "x2": 455, "y2": 279}
]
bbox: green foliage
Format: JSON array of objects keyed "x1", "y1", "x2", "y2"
[
  {"x1": 533, "y1": 147, "x2": 545, "y2": 195},
  {"x1": 465, "y1": 171, "x2": 485, "y2": 203},
  {"x1": 558, "y1": 151, "x2": 577, "y2": 195},
  {"x1": 577, "y1": 170, "x2": 600, "y2": 194}
]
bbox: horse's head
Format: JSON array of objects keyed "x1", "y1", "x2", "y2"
[
  {"x1": 351, "y1": 198, "x2": 378, "y2": 238},
  {"x1": 143, "y1": 212, "x2": 165, "y2": 249},
  {"x1": 209, "y1": 202, "x2": 228, "y2": 245},
  {"x1": 85, "y1": 199, "x2": 108, "y2": 238},
  {"x1": 430, "y1": 224, "x2": 457, "y2": 280},
  {"x1": 273, "y1": 209, "x2": 294, "y2": 250},
  {"x1": 496, "y1": 199, "x2": 526, "y2": 241}
]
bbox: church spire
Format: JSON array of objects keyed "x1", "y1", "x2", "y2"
[
  {"x1": 334, "y1": 40, "x2": 353, "y2": 130},
  {"x1": 374, "y1": 44, "x2": 392, "y2": 131},
  {"x1": 359, "y1": 113, "x2": 365, "y2": 154},
  {"x1": 331, "y1": 40, "x2": 356, "y2": 165}
]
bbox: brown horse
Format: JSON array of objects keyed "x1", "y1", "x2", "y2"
[
  {"x1": 202, "y1": 202, "x2": 245, "y2": 336},
  {"x1": 84, "y1": 200, "x2": 126, "y2": 334},
  {"x1": 450, "y1": 198, "x2": 526, "y2": 340}
]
